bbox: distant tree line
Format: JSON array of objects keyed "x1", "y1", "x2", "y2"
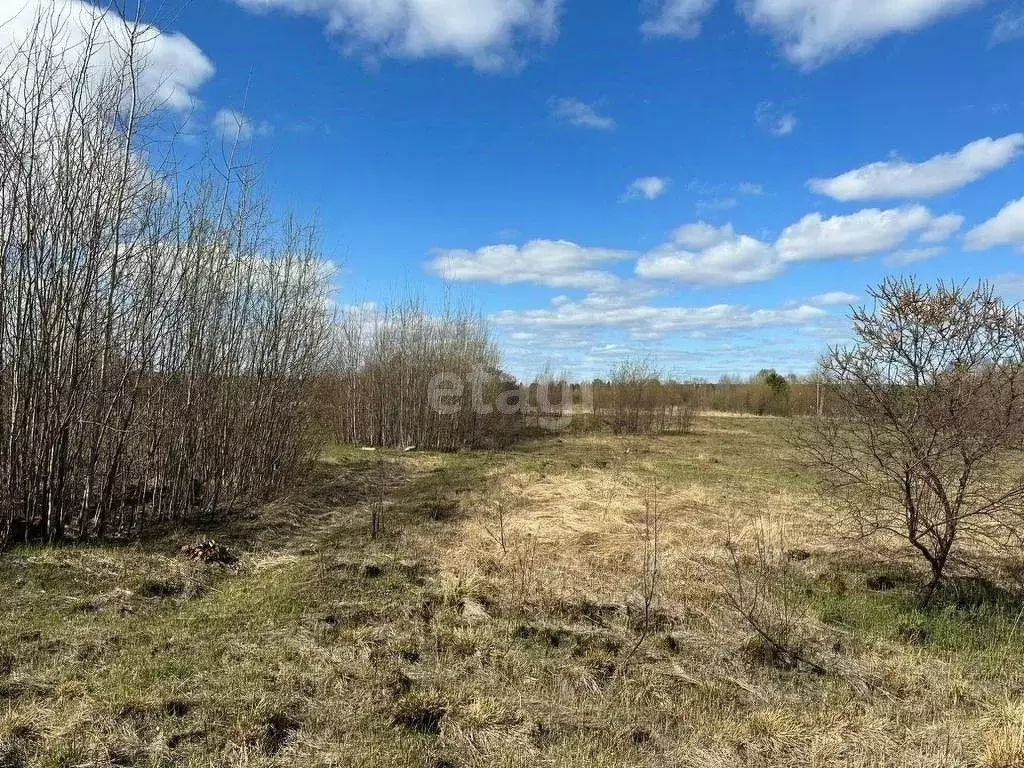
[
  {"x1": 585, "y1": 366, "x2": 820, "y2": 427},
  {"x1": 688, "y1": 371, "x2": 821, "y2": 417}
]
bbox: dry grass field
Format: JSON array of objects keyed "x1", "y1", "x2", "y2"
[{"x1": 3, "y1": 414, "x2": 1024, "y2": 767}]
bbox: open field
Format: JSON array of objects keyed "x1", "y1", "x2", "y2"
[{"x1": 3, "y1": 414, "x2": 1024, "y2": 767}]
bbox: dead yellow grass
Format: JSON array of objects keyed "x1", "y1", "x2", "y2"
[{"x1": 440, "y1": 427, "x2": 827, "y2": 618}]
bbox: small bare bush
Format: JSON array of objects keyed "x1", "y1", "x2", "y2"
[
  {"x1": 631, "y1": 486, "x2": 662, "y2": 637},
  {"x1": 622, "y1": 485, "x2": 663, "y2": 666},
  {"x1": 507, "y1": 531, "x2": 539, "y2": 616},
  {"x1": 480, "y1": 477, "x2": 524, "y2": 556},
  {"x1": 719, "y1": 519, "x2": 826, "y2": 674}
]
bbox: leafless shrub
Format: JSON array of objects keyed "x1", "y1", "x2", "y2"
[
  {"x1": 480, "y1": 476, "x2": 524, "y2": 556},
  {"x1": 632, "y1": 485, "x2": 662, "y2": 636},
  {"x1": 623, "y1": 485, "x2": 662, "y2": 665},
  {"x1": 596, "y1": 358, "x2": 697, "y2": 435},
  {"x1": 371, "y1": 459, "x2": 387, "y2": 540},
  {"x1": 507, "y1": 532, "x2": 539, "y2": 616},
  {"x1": 719, "y1": 519, "x2": 826, "y2": 674},
  {"x1": 800, "y1": 278, "x2": 1024, "y2": 605}
]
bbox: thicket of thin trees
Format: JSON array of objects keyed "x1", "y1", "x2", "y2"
[
  {"x1": 0, "y1": 6, "x2": 333, "y2": 545},
  {"x1": 326, "y1": 300, "x2": 527, "y2": 450},
  {"x1": 593, "y1": 359, "x2": 698, "y2": 435}
]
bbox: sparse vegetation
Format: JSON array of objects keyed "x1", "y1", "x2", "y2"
[{"x1": 595, "y1": 358, "x2": 698, "y2": 434}]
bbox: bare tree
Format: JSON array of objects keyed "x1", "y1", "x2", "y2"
[
  {"x1": 622, "y1": 484, "x2": 662, "y2": 667},
  {"x1": 802, "y1": 278, "x2": 1024, "y2": 605}
]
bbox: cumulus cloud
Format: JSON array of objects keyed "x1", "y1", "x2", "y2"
[
  {"x1": 919, "y1": 213, "x2": 965, "y2": 243},
  {"x1": 212, "y1": 109, "x2": 273, "y2": 141},
  {"x1": 428, "y1": 207, "x2": 964, "y2": 292},
  {"x1": 755, "y1": 101, "x2": 798, "y2": 136},
  {"x1": 775, "y1": 206, "x2": 958, "y2": 263},
  {"x1": 740, "y1": 0, "x2": 983, "y2": 67},
  {"x1": 426, "y1": 240, "x2": 632, "y2": 291},
  {"x1": 671, "y1": 222, "x2": 735, "y2": 250},
  {"x1": 636, "y1": 225, "x2": 780, "y2": 286},
  {"x1": 0, "y1": 0, "x2": 214, "y2": 111},
  {"x1": 965, "y1": 197, "x2": 1024, "y2": 251},
  {"x1": 550, "y1": 97, "x2": 616, "y2": 130},
  {"x1": 637, "y1": 207, "x2": 960, "y2": 285},
  {"x1": 646, "y1": 208, "x2": 961, "y2": 284},
  {"x1": 233, "y1": 0, "x2": 560, "y2": 70},
  {"x1": 809, "y1": 135, "x2": 1024, "y2": 201},
  {"x1": 623, "y1": 176, "x2": 670, "y2": 201},
  {"x1": 641, "y1": 0, "x2": 717, "y2": 39}
]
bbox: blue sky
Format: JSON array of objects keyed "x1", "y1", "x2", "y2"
[{"x1": 9, "y1": 0, "x2": 1024, "y2": 379}]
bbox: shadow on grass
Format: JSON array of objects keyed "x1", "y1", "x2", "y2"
[{"x1": 806, "y1": 561, "x2": 1024, "y2": 658}]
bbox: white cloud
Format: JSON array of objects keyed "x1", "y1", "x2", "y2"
[
  {"x1": 234, "y1": 0, "x2": 561, "y2": 70},
  {"x1": 992, "y1": 7, "x2": 1024, "y2": 44},
  {"x1": 428, "y1": 206, "x2": 965, "y2": 292},
  {"x1": 741, "y1": 0, "x2": 984, "y2": 67},
  {"x1": 809, "y1": 134, "x2": 1024, "y2": 201},
  {"x1": 643, "y1": 208, "x2": 961, "y2": 284},
  {"x1": 671, "y1": 222, "x2": 735, "y2": 249},
  {"x1": 426, "y1": 239, "x2": 631, "y2": 290},
  {"x1": 212, "y1": 109, "x2": 273, "y2": 141},
  {"x1": 492, "y1": 296, "x2": 827, "y2": 340},
  {"x1": 636, "y1": 227, "x2": 780, "y2": 286},
  {"x1": 550, "y1": 97, "x2": 616, "y2": 130},
  {"x1": 775, "y1": 206, "x2": 954, "y2": 263},
  {"x1": 624, "y1": 176, "x2": 670, "y2": 201},
  {"x1": 755, "y1": 101, "x2": 798, "y2": 136},
  {"x1": 738, "y1": 182, "x2": 764, "y2": 196},
  {"x1": 641, "y1": 0, "x2": 717, "y2": 39},
  {"x1": 992, "y1": 273, "x2": 1024, "y2": 299},
  {"x1": 0, "y1": 0, "x2": 214, "y2": 111},
  {"x1": 965, "y1": 197, "x2": 1024, "y2": 251},
  {"x1": 884, "y1": 246, "x2": 946, "y2": 266},
  {"x1": 808, "y1": 291, "x2": 858, "y2": 306},
  {"x1": 919, "y1": 213, "x2": 965, "y2": 243}
]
